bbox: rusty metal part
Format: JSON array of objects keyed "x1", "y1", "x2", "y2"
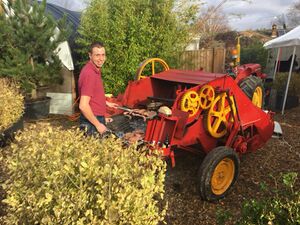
[{"x1": 117, "y1": 106, "x2": 157, "y2": 121}]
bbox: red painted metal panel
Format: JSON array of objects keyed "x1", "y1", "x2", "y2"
[{"x1": 151, "y1": 69, "x2": 225, "y2": 85}]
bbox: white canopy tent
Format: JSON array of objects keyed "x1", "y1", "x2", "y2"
[{"x1": 264, "y1": 25, "x2": 300, "y2": 114}]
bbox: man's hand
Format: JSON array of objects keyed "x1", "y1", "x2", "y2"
[
  {"x1": 106, "y1": 101, "x2": 119, "y2": 108},
  {"x1": 96, "y1": 123, "x2": 107, "y2": 134}
]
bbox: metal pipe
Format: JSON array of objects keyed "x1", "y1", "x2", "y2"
[
  {"x1": 273, "y1": 48, "x2": 281, "y2": 80},
  {"x1": 281, "y1": 46, "x2": 296, "y2": 115}
]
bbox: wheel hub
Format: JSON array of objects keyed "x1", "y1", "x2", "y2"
[{"x1": 211, "y1": 158, "x2": 235, "y2": 195}]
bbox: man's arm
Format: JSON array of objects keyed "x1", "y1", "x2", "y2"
[
  {"x1": 79, "y1": 95, "x2": 107, "y2": 134},
  {"x1": 106, "y1": 101, "x2": 119, "y2": 108}
]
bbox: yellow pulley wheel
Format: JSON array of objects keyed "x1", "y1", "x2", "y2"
[
  {"x1": 207, "y1": 93, "x2": 232, "y2": 138},
  {"x1": 229, "y1": 96, "x2": 237, "y2": 123},
  {"x1": 180, "y1": 90, "x2": 200, "y2": 117},
  {"x1": 199, "y1": 85, "x2": 215, "y2": 109},
  {"x1": 252, "y1": 86, "x2": 263, "y2": 108},
  {"x1": 135, "y1": 58, "x2": 170, "y2": 80}
]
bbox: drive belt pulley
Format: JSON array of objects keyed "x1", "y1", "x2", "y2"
[
  {"x1": 199, "y1": 85, "x2": 215, "y2": 109},
  {"x1": 206, "y1": 92, "x2": 235, "y2": 138},
  {"x1": 135, "y1": 58, "x2": 170, "y2": 80},
  {"x1": 180, "y1": 90, "x2": 200, "y2": 117}
]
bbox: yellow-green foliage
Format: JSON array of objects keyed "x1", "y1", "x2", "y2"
[
  {"x1": 0, "y1": 78, "x2": 24, "y2": 132},
  {"x1": 1, "y1": 124, "x2": 167, "y2": 224},
  {"x1": 272, "y1": 72, "x2": 300, "y2": 96}
]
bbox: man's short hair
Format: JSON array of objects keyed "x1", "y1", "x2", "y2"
[{"x1": 89, "y1": 42, "x2": 105, "y2": 53}]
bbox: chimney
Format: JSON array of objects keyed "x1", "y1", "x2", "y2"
[{"x1": 271, "y1": 24, "x2": 278, "y2": 38}]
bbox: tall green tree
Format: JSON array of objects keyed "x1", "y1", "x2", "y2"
[
  {"x1": 0, "y1": 0, "x2": 67, "y2": 98},
  {"x1": 76, "y1": 0, "x2": 198, "y2": 94}
]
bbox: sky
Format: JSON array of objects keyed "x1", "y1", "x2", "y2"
[
  {"x1": 206, "y1": 0, "x2": 296, "y2": 31},
  {"x1": 44, "y1": 0, "x2": 296, "y2": 31}
]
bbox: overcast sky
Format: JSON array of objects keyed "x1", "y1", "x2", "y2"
[
  {"x1": 207, "y1": 0, "x2": 296, "y2": 31},
  {"x1": 45, "y1": 0, "x2": 296, "y2": 31}
]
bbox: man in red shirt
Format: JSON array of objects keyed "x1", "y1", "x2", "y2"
[{"x1": 78, "y1": 42, "x2": 117, "y2": 135}]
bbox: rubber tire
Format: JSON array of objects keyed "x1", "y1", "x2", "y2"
[
  {"x1": 197, "y1": 146, "x2": 240, "y2": 201},
  {"x1": 239, "y1": 76, "x2": 264, "y2": 106}
]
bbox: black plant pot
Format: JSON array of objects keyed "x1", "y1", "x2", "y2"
[
  {"x1": 0, "y1": 115, "x2": 24, "y2": 147},
  {"x1": 276, "y1": 94, "x2": 299, "y2": 110},
  {"x1": 24, "y1": 97, "x2": 51, "y2": 120}
]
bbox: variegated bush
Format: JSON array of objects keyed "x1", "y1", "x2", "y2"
[
  {"x1": 0, "y1": 78, "x2": 24, "y2": 133},
  {"x1": 2, "y1": 124, "x2": 167, "y2": 224}
]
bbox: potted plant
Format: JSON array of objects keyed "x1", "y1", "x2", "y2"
[
  {"x1": 272, "y1": 72, "x2": 300, "y2": 110},
  {"x1": 0, "y1": 0, "x2": 68, "y2": 119},
  {"x1": 0, "y1": 78, "x2": 24, "y2": 147}
]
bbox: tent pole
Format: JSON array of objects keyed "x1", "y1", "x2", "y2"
[
  {"x1": 281, "y1": 46, "x2": 297, "y2": 115},
  {"x1": 273, "y1": 48, "x2": 280, "y2": 80}
]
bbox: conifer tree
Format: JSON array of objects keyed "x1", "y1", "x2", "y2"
[{"x1": 0, "y1": 0, "x2": 67, "y2": 98}]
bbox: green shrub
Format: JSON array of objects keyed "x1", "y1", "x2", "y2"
[
  {"x1": 240, "y1": 41, "x2": 268, "y2": 69},
  {"x1": 76, "y1": 0, "x2": 198, "y2": 94},
  {"x1": 272, "y1": 72, "x2": 300, "y2": 96},
  {"x1": 1, "y1": 124, "x2": 167, "y2": 224},
  {"x1": 238, "y1": 172, "x2": 299, "y2": 225},
  {"x1": 0, "y1": 78, "x2": 24, "y2": 133}
]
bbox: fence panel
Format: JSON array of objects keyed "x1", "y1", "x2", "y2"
[{"x1": 179, "y1": 48, "x2": 225, "y2": 73}]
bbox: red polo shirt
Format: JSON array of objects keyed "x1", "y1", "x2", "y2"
[{"x1": 78, "y1": 60, "x2": 106, "y2": 116}]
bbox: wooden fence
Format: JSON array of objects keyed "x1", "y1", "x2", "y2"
[{"x1": 179, "y1": 48, "x2": 226, "y2": 73}]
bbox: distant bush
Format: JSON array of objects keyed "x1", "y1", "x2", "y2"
[
  {"x1": 238, "y1": 172, "x2": 299, "y2": 225},
  {"x1": 272, "y1": 72, "x2": 300, "y2": 96},
  {"x1": 0, "y1": 78, "x2": 24, "y2": 133},
  {"x1": 240, "y1": 41, "x2": 268, "y2": 69},
  {"x1": 1, "y1": 125, "x2": 167, "y2": 224}
]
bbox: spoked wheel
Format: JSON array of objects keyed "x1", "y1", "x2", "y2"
[
  {"x1": 239, "y1": 76, "x2": 264, "y2": 108},
  {"x1": 206, "y1": 93, "x2": 233, "y2": 138},
  {"x1": 197, "y1": 146, "x2": 240, "y2": 201},
  {"x1": 135, "y1": 58, "x2": 170, "y2": 80}
]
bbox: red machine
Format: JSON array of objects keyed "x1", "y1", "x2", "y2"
[{"x1": 106, "y1": 58, "x2": 274, "y2": 201}]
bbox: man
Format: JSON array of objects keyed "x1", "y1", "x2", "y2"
[{"x1": 78, "y1": 42, "x2": 117, "y2": 135}]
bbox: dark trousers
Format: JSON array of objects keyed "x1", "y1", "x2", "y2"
[{"x1": 79, "y1": 114, "x2": 106, "y2": 136}]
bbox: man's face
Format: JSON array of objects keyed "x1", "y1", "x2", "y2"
[{"x1": 89, "y1": 47, "x2": 106, "y2": 68}]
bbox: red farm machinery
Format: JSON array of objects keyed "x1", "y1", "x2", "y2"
[{"x1": 105, "y1": 58, "x2": 276, "y2": 201}]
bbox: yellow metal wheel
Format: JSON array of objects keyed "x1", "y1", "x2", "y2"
[
  {"x1": 197, "y1": 146, "x2": 240, "y2": 201},
  {"x1": 199, "y1": 85, "x2": 215, "y2": 110},
  {"x1": 135, "y1": 58, "x2": 170, "y2": 80},
  {"x1": 207, "y1": 93, "x2": 232, "y2": 138},
  {"x1": 239, "y1": 76, "x2": 264, "y2": 108},
  {"x1": 211, "y1": 158, "x2": 235, "y2": 195},
  {"x1": 180, "y1": 90, "x2": 200, "y2": 117},
  {"x1": 252, "y1": 86, "x2": 263, "y2": 108}
]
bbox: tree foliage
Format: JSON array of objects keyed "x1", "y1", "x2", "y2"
[
  {"x1": 288, "y1": 0, "x2": 300, "y2": 27},
  {"x1": 0, "y1": 0, "x2": 68, "y2": 98},
  {"x1": 240, "y1": 39, "x2": 268, "y2": 69},
  {"x1": 194, "y1": 6, "x2": 230, "y2": 48},
  {"x1": 76, "y1": 0, "x2": 198, "y2": 94}
]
